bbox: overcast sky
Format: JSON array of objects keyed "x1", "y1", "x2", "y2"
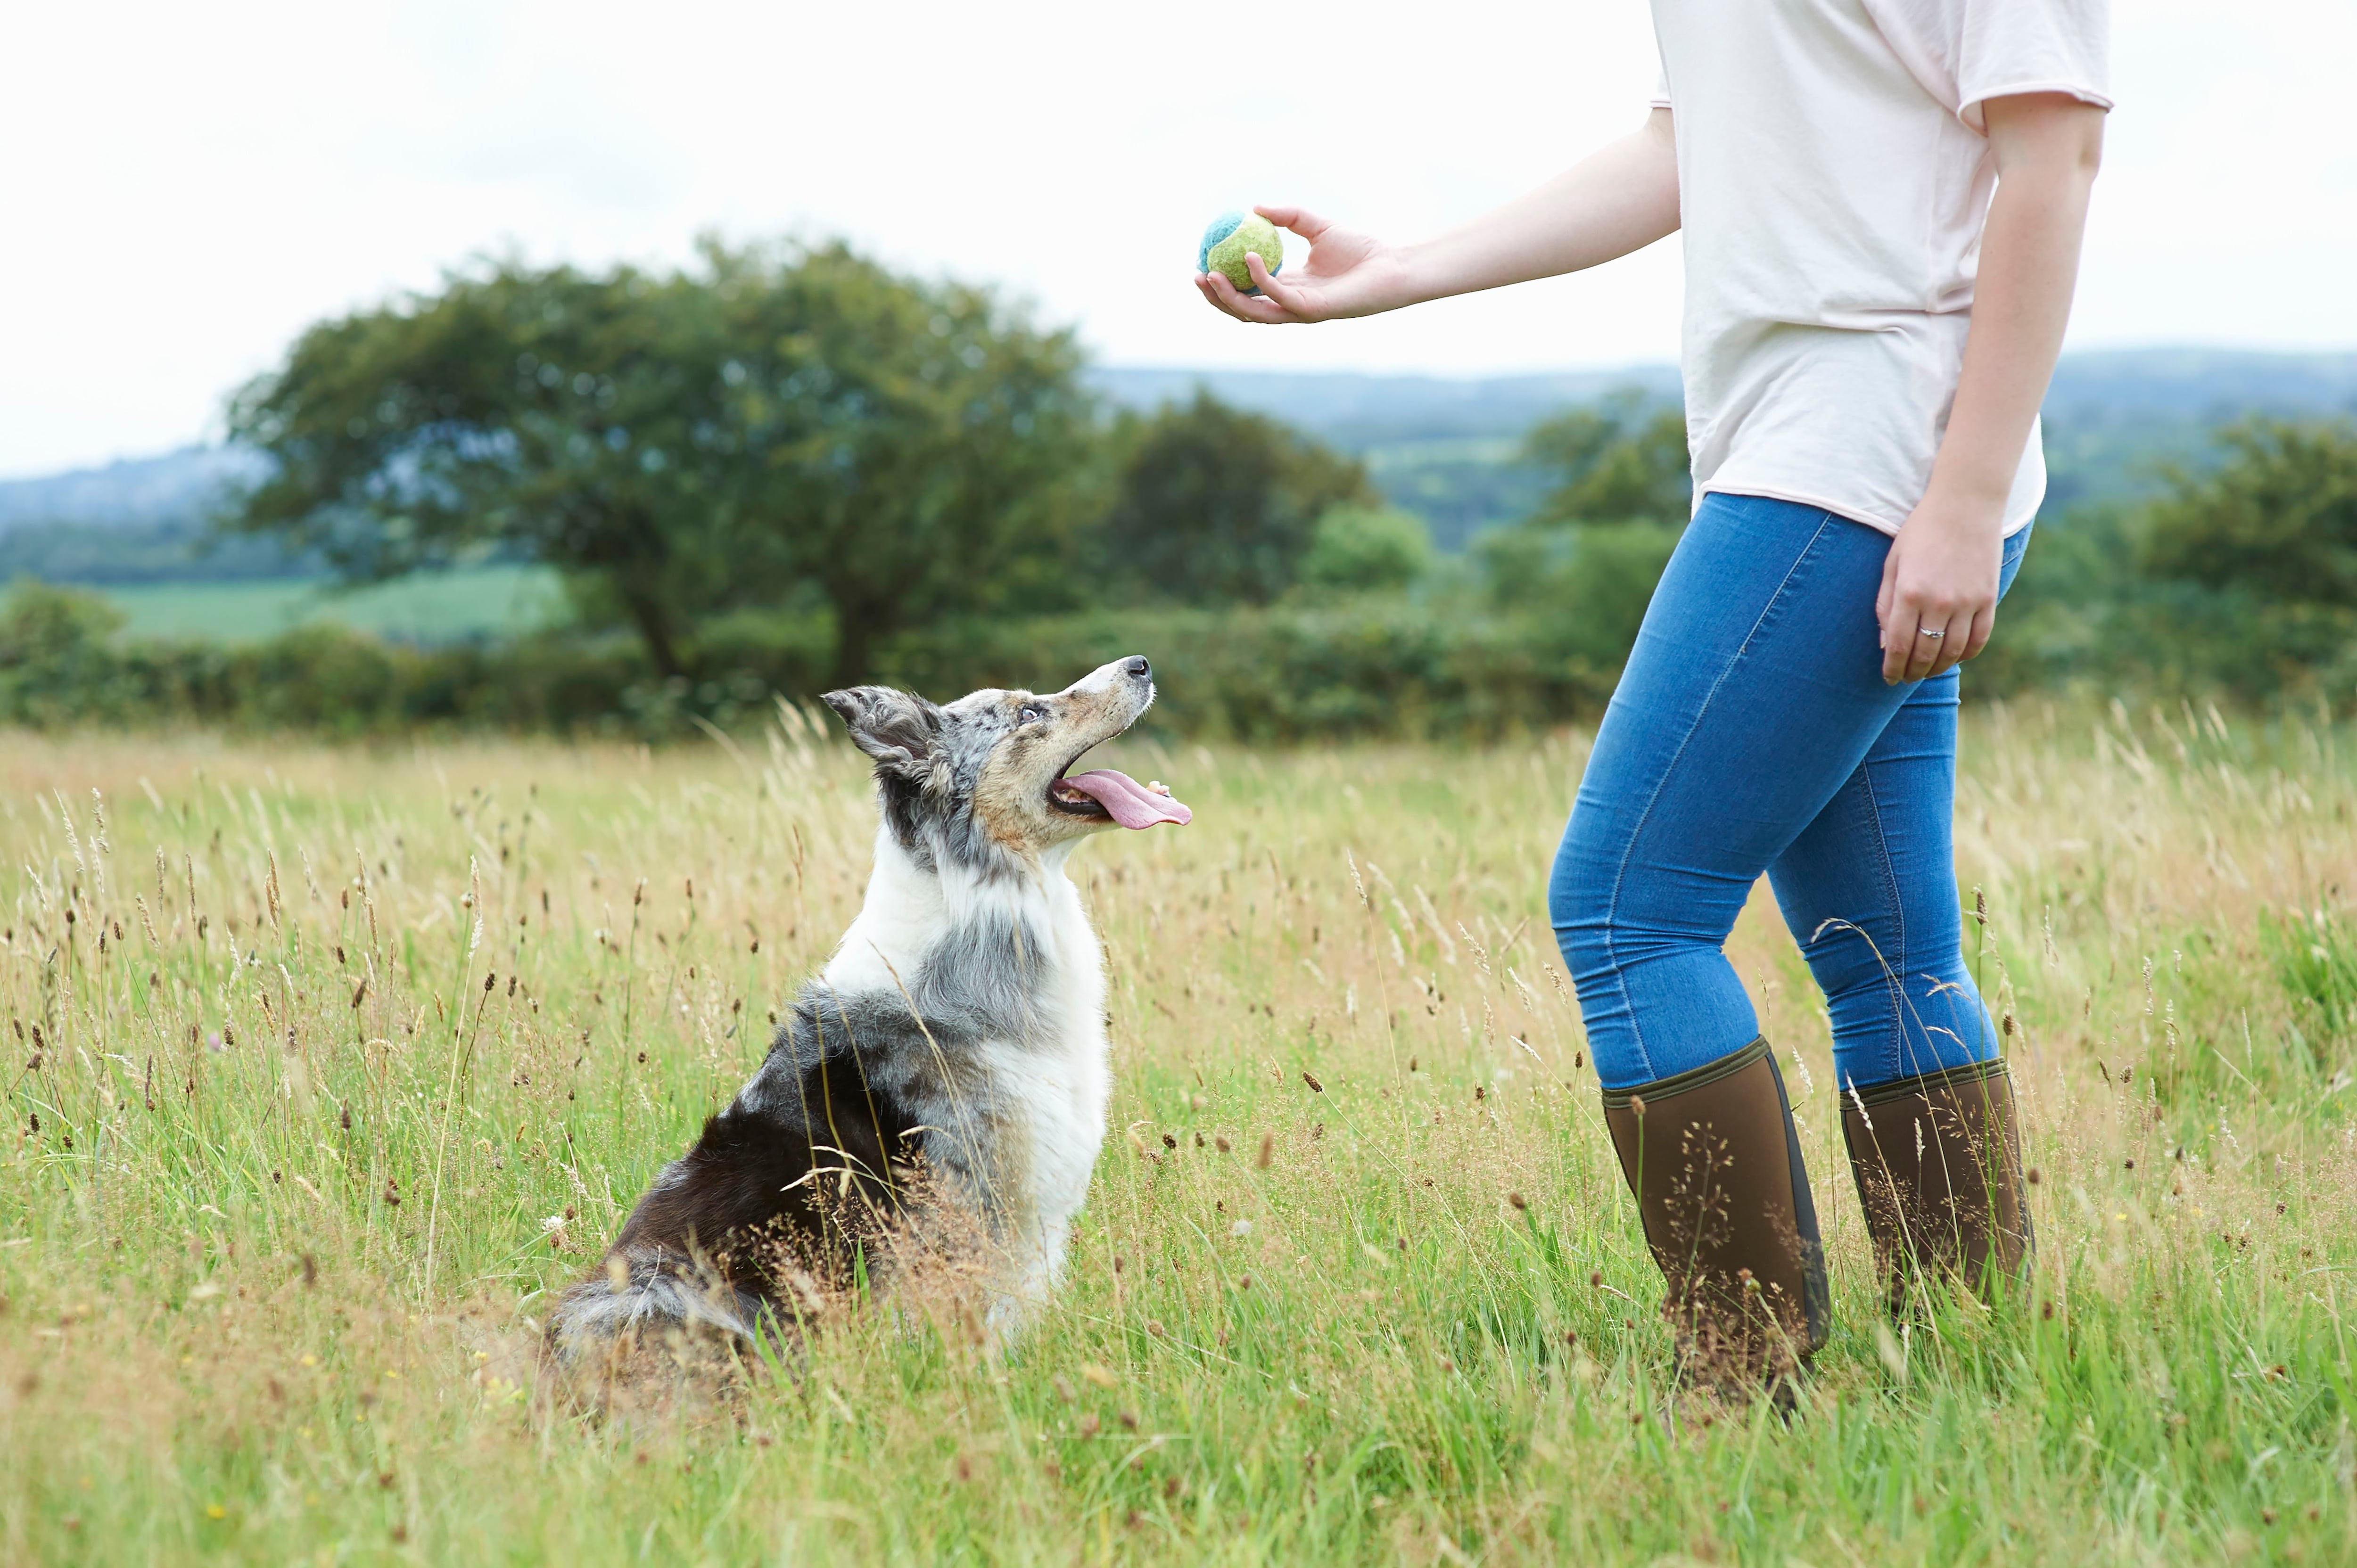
[{"x1": 4, "y1": 0, "x2": 2350, "y2": 478}]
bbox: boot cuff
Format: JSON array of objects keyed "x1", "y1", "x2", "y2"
[
  {"x1": 1599, "y1": 1036, "x2": 1770, "y2": 1110},
  {"x1": 1848, "y1": 1055, "x2": 2009, "y2": 1109}
]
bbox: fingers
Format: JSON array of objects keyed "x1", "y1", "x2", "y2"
[
  {"x1": 1194, "y1": 272, "x2": 1253, "y2": 322},
  {"x1": 1900, "y1": 616, "x2": 1949, "y2": 684},
  {"x1": 1957, "y1": 604, "x2": 1997, "y2": 667},
  {"x1": 1875, "y1": 550, "x2": 1899, "y2": 652},
  {"x1": 1880, "y1": 594, "x2": 1941, "y2": 684},
  {"x1": 1254, "y1": 204, "x2": 1329, "y2": 241},
  {"x1": 1243, "y1": 251, "x2": 1312, "y2": 317},
  {"x1": 1884, "y1": 616, "x2": 1921, "y2": 685},
  {"x1": 1197, "y1": 267, "x2": 1294, "y2": 323},
  {"x1": 1887, "y1": 604, "x2": 1977, "y2": 684},
  {"x1": 1926, "y1": 610, "x2": 1974, "y2": 680},
  {"x1": 1880, "y1": 582, "x2": 1915, "y2": 685}
]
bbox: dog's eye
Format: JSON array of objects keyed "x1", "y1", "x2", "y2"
[{"x1": 1017, "y1": 703, "x2": 1047, "y2": 725}]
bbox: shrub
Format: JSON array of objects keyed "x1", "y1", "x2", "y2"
[
  {"x1": 0, "y1": 580, "x2": 133, "y2": 727},
  {"x1": 1297, "y1": 506, "x2": 1434, "y2": 595}
]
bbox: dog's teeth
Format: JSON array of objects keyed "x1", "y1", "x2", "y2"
[{"x1": 1147, "y1": 780, "x2": 1170, "y2": 796}]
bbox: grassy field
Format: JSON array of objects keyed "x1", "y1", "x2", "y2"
[
  {"x1": 97, "y1": 566, "x2": 566, "y2": 644},
  {"x1": 1, "y1": 700, "x2": 2353, "y2": 1564}
]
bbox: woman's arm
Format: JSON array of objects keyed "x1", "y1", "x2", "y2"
[
  {"x1": 1196, "y1": 108, "x2": 1680, "y2": 325},
  {"x1": 1879, "y1": 92, "x2": 2106, "y2": 683}
]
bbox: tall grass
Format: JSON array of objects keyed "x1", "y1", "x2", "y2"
[{"x1": 1, "y1": 698, "x2": 2352, "y2": 1563}]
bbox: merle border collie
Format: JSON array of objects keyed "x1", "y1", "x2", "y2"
[{"x1": 549, "y1": 656, "x2": 1189, "y2": 1365}]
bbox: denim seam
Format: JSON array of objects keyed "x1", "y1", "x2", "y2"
[
  {"x1": 1599, "y1": 506, "x2": 1840, "y2": 1084},
  {"x1": 1855, "y1": 758, "x2": 1913, "y2": 1085}
]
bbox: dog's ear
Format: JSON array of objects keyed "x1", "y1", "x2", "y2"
[{"x1": 823, "y1": 686, "x2": 942, "y2": 778}]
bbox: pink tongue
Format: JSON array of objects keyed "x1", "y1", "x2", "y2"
[{"x1": 1062, "y1": 769, "x2": 1192, "y2": 829}]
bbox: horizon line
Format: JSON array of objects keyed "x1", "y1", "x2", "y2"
[{"x1": 5, "y1": 341, "x2": 2355, "y2": 486}]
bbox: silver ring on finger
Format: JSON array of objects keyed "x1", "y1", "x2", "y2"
[{"x1": 1917, "y1": 625, "x2": 1945, "y2": 640}]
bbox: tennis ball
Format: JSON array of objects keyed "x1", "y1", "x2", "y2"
[{"x1": 1198, "y1": 211, "x2": 1284, "y2": 295}]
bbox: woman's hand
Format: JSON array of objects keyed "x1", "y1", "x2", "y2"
[
  {"x1": 1195, "y1": 206, "x2": 1418, "y2": 324},
  {"x1": 1876, "y1": 494, "x2": 2004, "y2": 683}
]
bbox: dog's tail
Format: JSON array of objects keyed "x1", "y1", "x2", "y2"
[{"x1": 546, "y1": 1244, "x2": 768, "y2": 1368}]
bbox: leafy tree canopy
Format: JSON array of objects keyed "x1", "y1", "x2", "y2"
[
  {"x1": 225, "y1": 239, "x2": 1094, "y2": 683},
  {"x1": 1298, "y1": 505, "x2": 1433, "y2": 595},
  {"x1": 1520, "y1": 393, "x2": 1691, "y2": 528},
  {"x1": 1471, "y1": 393, "x2": 1693, "y2": 673},
  {"x1": 1098, "y1": 391, "x2": 1376, "y2": 606},
  {"x1": 2141, "y1": 418, "x2": 2357, "y2": 607}
]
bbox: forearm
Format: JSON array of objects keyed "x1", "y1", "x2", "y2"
[
  {"x1": 1883, "y1": 96, "x2": 2103, "y2": 682},
  {"x1": 1395, "y1": 109, "x2": 1681, "y2": 305},
  {"x1": 1924, "y1": 99, "x2": 2104, "y2": 518}
]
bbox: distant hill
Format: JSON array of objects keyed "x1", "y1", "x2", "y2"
[
  {"x1": 2041, "y1": 349, "x2": 2357, "y2": 421},
  {"x1": 0, "y1": 446, "x2": 264, "y2": 533},
  {"x1": 1089, "y1": 364, "x2": 1687, "y2": 447},
  {"x1": 3, "y1": 349, "x2": 2350, "y2": 581},
  {"x1": 2036, "y1": 349, "x2": 2357, "y2": 510},
  {"x1": 0, "y1": 446, "x2": 297, "y2": 583}
]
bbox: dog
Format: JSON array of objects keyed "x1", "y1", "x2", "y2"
[{"x1": 548, "y1": 655, "x2": 1189, "y2": 1367}]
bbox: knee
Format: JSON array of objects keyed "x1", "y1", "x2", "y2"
[
  {"x1": 1798, "y1": 921, "x2": 1900, "y2": 1006},
  {"x1": 1547, "y1": 824, "x2": 1612, "y2": 948},
  {"x1": 1551, "y1": 821, "x2": 1670, "y2": 994}
]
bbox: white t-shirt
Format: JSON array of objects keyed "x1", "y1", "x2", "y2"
[{"x1": 1650, "y1": 0, "x2": 2111, "y2": 537}]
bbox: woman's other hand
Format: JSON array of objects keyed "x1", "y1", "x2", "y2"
[
  {"x1": 1876, "y1": 499, "x2": 2003, "y2": 684},
  {"x1": 1195, "y1": 207, "x2": 1416, "y2": 324}
]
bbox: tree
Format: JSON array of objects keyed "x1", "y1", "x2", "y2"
[
  {"x1": 225, "y1": 240, "x2": 1095, "y2": 685},
  {"x1": 1297, "y1": 505, "x2": 1433, "y2": 594},
  {"x1": 1477, "y1": 520, "x2": 1681, "y2": 674},
  {"x1": 1473, "y1": 394, "x2": 1694, "y2": 679},
  {"x1": 1098, "y1": 392, "x2": 1376, "y2": 605},
  {"x1": 1521, "y1": 393, "x2": 1692, "y2": 527},
  {"x1": 705, "y1": 244, "x2": 1098, "y2": 685},
  {"x1": 2142, "y1": 418, "x2": 2357, "y2": 606},
  {"x1": 0, "y1": 580, "x2": 130, "y2": 728}
]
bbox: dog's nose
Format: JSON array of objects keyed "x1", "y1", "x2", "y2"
[{"x1": 1121, "y1": 655, "x2": 1151, "y2": 682}]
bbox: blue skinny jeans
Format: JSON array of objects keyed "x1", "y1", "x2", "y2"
[{"x1": 1549, "y1": 493, "x2": 2031, "y2": 1094}]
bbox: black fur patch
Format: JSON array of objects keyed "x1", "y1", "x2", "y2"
[
  {"x1": 875, "y1": 770, "x2": 943, "y2": 873},
  {"x1": 609, "y1": 995, "x2": 934, "y2": 1307}
]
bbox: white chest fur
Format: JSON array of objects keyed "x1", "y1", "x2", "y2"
[
  {"x1": 818, "y1": 832, "x2": 1112, "y2": 1330},
  {"x1": 995, "y1": 867, "x2": 1112, "y2": 1302}
]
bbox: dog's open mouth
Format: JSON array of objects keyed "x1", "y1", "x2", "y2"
[{"x1": 1047, "y1": 765, "x2": 1192, "y2": 829}]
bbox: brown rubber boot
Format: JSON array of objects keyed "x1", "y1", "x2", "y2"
[
  {"x1": 1841, "y1": 1057, "x2": 2032, "y2": 1315},
  {"x1": 1601, "y1": 1038, "x2": 1830, "y2": 1392}
]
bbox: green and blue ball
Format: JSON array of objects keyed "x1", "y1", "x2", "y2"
[{"x1": 1199, "y1": 211, "x2": 1284, "y2": 295}]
